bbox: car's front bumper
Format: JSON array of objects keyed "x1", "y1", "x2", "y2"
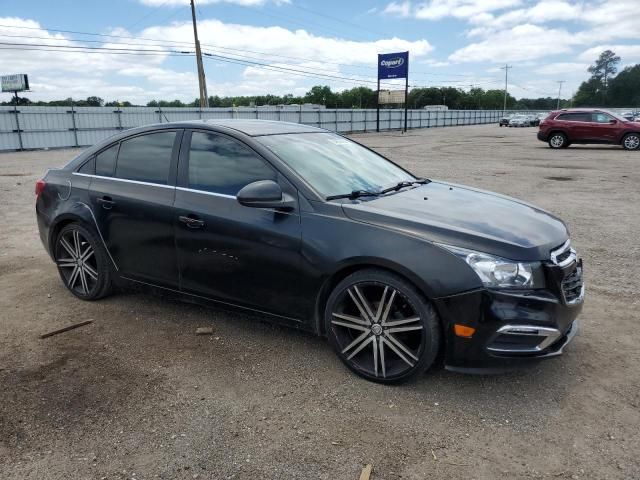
[
  {"x1": 537, "y1": 131, "x2": 548, "y2": 141},
  {"x1": 433, "y1": 263, "x2": 583, "y2": 371}
]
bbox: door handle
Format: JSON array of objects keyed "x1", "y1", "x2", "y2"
[
  {"x1": 97, "y1": 196, "x2": 115, "y2": 209},
  {"x1": 178, "y1": 215, "x2": 205, "y2": 229}
]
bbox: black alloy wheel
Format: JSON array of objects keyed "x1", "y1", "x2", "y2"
[
  {"x1": 55, "y1": 223, "x2": 112, "y2": 300},
  {"x1": 325, "y1": 269, "x2": 440, "y2": 384}
]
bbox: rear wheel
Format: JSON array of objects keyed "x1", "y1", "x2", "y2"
[
  {"x1": 622, "y1": 133, "x2": 640, "y2": 150},
  {"x1": 55, "y1": 223, "x2": 112, "y2": 300},
  {"x1": 324, "y1": 269, "x2": 440, "y2": 384},
  {"x1": 548, "y1": 133, "x2": 567, "y2": 149}
]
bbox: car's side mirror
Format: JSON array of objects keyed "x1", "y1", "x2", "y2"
[
  {"x1": 609, "y1": 119, "x2": 617, "y2": 124},
  {"x1": 236, "y1": 180, "x2": 295, "y2": 211}
]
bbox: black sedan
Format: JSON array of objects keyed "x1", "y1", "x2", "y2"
[{"x1": 35, "y1": 120, "x2": 583, "y2": 383}]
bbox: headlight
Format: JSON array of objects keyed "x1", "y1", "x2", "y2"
[{"x1": 438, "y1": 244, "x2": 544, "y2": 289}]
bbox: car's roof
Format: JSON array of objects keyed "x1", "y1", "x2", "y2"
[{"x1": 184, "y1": 119, "x2": 327, "y2": 136}]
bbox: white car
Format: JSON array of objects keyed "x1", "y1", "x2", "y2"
[{"x1": 508, "y1": 115, "x2": 530, "y2": 127}]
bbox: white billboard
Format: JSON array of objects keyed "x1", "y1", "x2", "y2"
[
  {"x1": 378, "y1": 89, "x2": 406, "y2": 105},
  {"x1": 1, "y1": 74, "x2": 29, "y2": 92}
]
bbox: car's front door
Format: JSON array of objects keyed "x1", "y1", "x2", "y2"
[
  {"x1": 87, "y1": 130, "x2": 181, "y2": 288},
  {"x1": 173, "y1": 129, "x2": 307, "y2": 319},
  {"x1": 590, "y1": 112, "x2": 620, "y2": 143}
]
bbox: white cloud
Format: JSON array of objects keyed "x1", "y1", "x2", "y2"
[
  {"x1": 449, "y1": 24, "x2": 577, "y2": 63},
  {"x1": 536, "y1": 62, "x2": 589, "y2": 75},
  {"x1": 578, "y1": 45, "x2": 640, "y2": 62},
  {"x1": 141, "y1": 18, "x2": 433, "y2": 67},
  {"x1": 0, "y1": 16, "x2": 434, "y2": 103},
  {"x1": 383, "y1": 1, "x2": 412, "y2": 17},
  {"x1": 380, "y1": 0, "x2": 523, "y2": 20}
]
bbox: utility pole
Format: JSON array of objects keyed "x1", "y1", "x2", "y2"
[
  {"x1": 500, "y1": 64, "x2": 512, "y2": 115},
  {"x1": 556, "y1": 80, "x2": 565, "y2": 109},
  {"x1": 190, "y1": 0, "x2": 209, "y2": 108}
]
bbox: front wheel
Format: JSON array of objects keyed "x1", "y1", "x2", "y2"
[
  {"x1": 548, "y1": 132, "x2": 567, "y2": 149},
  {"x1": 55, "y1": 223, "x2": 113, "y2": 300},
  {"x1": 324, "y1": 269, "x2": 441, "y2": 384},
  {"x1": 622, "y1": 133, "x2": 640, "y2": 150}
]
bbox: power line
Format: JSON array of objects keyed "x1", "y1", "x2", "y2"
[
  {"x1": 126, "y1": 0, "x2": 173, "y2": 31},
  {"x1": 0, "y1": 23, "x2": 485, "y2": 80}
]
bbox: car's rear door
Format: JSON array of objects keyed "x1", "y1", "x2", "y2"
[
  {"x1": 557, "y1": 112, "x2": 591, "y2": 141},
  {"x1": 87, "y1": 129, "x2": 182, "y2": 288},
  {"x1": 173, "y1": 129, "x2": 307, "y2": 319}
]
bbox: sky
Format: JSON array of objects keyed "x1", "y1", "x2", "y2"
[{"x1": 0, "y1": 0, "x2": 638, "y2": 105}]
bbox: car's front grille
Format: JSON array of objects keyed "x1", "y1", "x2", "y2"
[
  {"x1": 562, "y1": 264, "x2": 584, "y2": 304},
  {"x1": 550, "y1": 240, "x2": 575, "y2": 267}
]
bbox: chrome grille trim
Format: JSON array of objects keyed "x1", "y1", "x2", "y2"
[
  {"x1": 487, "y1": 325, "x2": 562, "y2": 353},
  {"x1": 550, "y1": 239, "x2": 576, "y2": 267}
]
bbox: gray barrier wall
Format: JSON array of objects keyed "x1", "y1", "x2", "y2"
[{"x1": 0, "y1": 106, "x2": 518, "y2": 151}]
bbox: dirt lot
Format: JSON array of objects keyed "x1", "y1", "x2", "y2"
[{"x1": 1, "y1": 124, "x2": 639, "y2": 480}]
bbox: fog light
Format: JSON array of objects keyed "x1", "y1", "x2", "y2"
[{"x1": 454, "y1": 324, "x2": 476, "y2": 338}]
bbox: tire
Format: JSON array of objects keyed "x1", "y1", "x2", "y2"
[
  {"x1": 324, "y1": 269, "x2": 441, "y2": 384},
  {"x1": 54, "y1": 222, "x2": 113, "y2": 300},
  {"x1": 548, "y1": 132, "x2": 567, "y2": 149},
  {"x1": 622, "y1": 133, "x2": 640, "y2": 150}
]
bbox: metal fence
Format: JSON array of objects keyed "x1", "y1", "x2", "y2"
[{"x1": 0, "y1": 106, "x2": 514, "y2": 151}]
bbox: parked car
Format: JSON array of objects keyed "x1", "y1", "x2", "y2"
[
  {"x1": 621, "y1": 112, "x2": 635, "y2": 121},
  {"x1": 508, "y1": 115, "x2": 530, "y2": 127},
  {"x1": 36, "y1": 120, "x2": 583, "y2": 383},
  {"x1": 499, "y1": 114, "x2": 513, "y2": 127},
  {"x1": 531, "y1": 113, "x2": 547, "y2": 127},
  {"x1": 538, "y1": 108, "x2": 640, "y2": 150}
]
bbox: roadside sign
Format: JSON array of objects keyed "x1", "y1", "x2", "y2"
[
  {"x1": 1, "y1": 74, "x2": 29, "y2": 92},
  {"x1": 378, "y1": 52, "x2": 409, "y2": 80},
  {"x1": 376, "y1": 52, "x2": 410, "y2": 132},
  {"x1": 378, "y1": 89, "x2": 406, "y2": 104}
]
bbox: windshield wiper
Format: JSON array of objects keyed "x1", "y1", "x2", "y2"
[
  {"x1": 326, "y1": 178, "x2": 431, "y2": 201},
  {"x1": 326, "y1": 190, "x2": 380, "y2": 201},
  {"x1": 378, "y1": 178, "x2": 431, "y2": 195}
]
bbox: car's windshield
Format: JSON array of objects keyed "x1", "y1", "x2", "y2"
[{"x1": 256, "y1": 132, "x2": 415, "y2": 198}]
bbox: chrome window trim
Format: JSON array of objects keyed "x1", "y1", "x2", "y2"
[
  {"x1": 72, "y1": 172, "x2": 174, "y2": 189},
  {"x1": 175, "y1": 186, "x2": 236, "y2": 199}
]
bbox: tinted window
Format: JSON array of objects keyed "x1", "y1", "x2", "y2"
[
  {"x1": 188, "y1": 132, "x2": 275, "y2": 195},
  {"x1": 115, "y1": 131, "x2": 176, "y2": 185},
  {"x1": 592, "y1": 112, "x2": 612, "y2": 123},
  {"x1": 78, "y1": 157, "x2": 95, "y2": 174},
  {"x1": 556, "y1": 113, "x2": 590, "y2": 122},
  {"x1": 95, "y1": 144, "x2": 119, "y2": 177}
]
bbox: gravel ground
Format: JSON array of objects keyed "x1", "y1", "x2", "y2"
[{"x1": 1, "y1": 124, "x2": 639, "y2": 480}]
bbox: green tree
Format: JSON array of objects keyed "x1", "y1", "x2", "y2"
[
  {"x1": 608, "y1": 64, "x2": 640, "y2": 107},
  {"x1": 85, "y1": 96, "x2": 104, "y2": 107},
  {"x1": 575, "y1": 50, "x2": 621, "y2": 106}
]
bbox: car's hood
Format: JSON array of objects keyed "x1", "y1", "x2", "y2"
[{"x1": 341, "y1": 181, "x2": 568, "y2": 261}]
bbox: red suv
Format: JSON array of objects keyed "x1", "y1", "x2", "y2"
[{"x1": 537, "y1": 109, "x2": 640, "y2": 150}]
